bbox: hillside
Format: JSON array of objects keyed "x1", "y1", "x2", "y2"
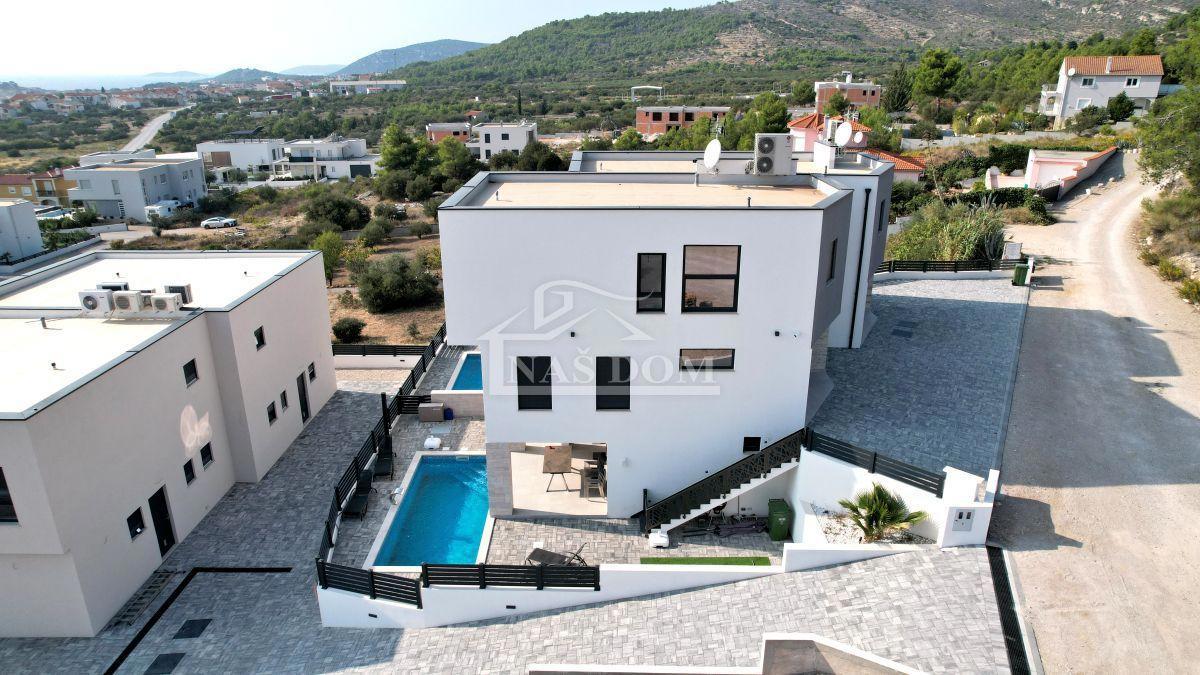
[
  {"x1": 394, "y1": 0, "x2": 1198, "y2": 91},
  {"x1": 200, "y1": 68, "x2": 284, "y2": 84},
  {"x1": 336, "y1": 39, "x2": 488, "y2": 76}
]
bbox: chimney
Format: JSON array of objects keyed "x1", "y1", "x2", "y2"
[
  {"x1": 843, "y1": 71, "x2": 853, "y2": 83},
  {"x1": 1106, "y1": 57, "x2": 1113, "y2": 74}
]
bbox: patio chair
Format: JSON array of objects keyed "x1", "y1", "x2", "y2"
[
  {"x1": 374, "y1": 446, "x2": 394, "y2": 479},
  {"x1": 581, "y1": 462, "x2": 605, "y2": 499},
  {"x1": 342, "y1": 470, "x2": 373, "y2": 519},
  {"x1": 525, "y1": 543, "x2": 588, "y2": 567},
  {"x1": 542, "y1": 444, "x2": 573, "y2": 492}
]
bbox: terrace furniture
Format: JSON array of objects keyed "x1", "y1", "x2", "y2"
[
  {"x1": 343, "y1": 470, "x2": 373, "y2": 519},
  {"x1": 525, "y1": 543, "x2": 588, "y2": 567},
  {"x1": 418, "y1": 402, "x2": 445, "y2": 422},
  {"x1": 542, "y1": 444, "x2": 573, "y2": 492},
  {"x1": 582, "y1": 462, "x2": 606, "y2": 499},
  {"x1": 374, "y1": 446, "x2": 394, "y2": 479}
]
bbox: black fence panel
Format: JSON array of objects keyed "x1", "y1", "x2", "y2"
[
  {"x1": 809, "y1": 432, "x2": 945, "y2": 497},
  {"x1": 875, "y1": 259, "x2": 1019, "y2": 274},
  {"x1": 422, "y1": 563, "x2": 600, "y2": 591},
  {"x1": 316, "y1": 560, "x2": 422, "y2": 607}
]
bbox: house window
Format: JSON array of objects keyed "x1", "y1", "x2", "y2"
[
  {"x1": 1125, "y1": 77, "x2": 1139, "y2": 87},
  {"x1": 652, "y1": 112, "x2": 662, "y2": 121},
  {"x1": 267, "y1": 402, "x2": 278, "y2": 424},
  {"x1": 254, "y1": 326, "x2": 266, "y2": 350},
  {"x1": 682, "y1": 245, "x2": 740, "y2": 312},
  {"x1": 743, "y1": 436, "x2": 761, "y2": 453},
  {"x1": 111, "y1": 179, "x2": 121, "y2": 195},
  {"x1": 1076, "y1": 98, "x2": 1092, "y2": 110},
  {"x1": 680, "y1": 348, "x2": 735, "y2": 370},
  {"x1": 501, "y1": 133, "x2": 509, "y2": 141},
  {"x1": 484, "y1": 133, "x2": 491, "y2": 143},
  {"x1": 308, "y1": 362, "x2": 316, "y2": 381},
  {"x1": 669, "y1": 112, "x2": 679, "y2": 121},
  {"x1": 827, "y1": 239, "x2": 838, "y2": 283},
  {"x1": 0, "y1": 468, "x2": 16, "y2": 523},
  {"x1": 596, "y1": 356, "x2": 630, "y2": 410},
  {"x1": 485, "y1": 149, "x2": 491, "y2": 159},
  {"x1": 516, "y1": 356, "x2": 552, "y2": 410},
  {"x1": 183, "y1": 459, "x2": 196, "y2": 485},
  {"x1": 280, "y1": 390, "x2": 288, "y2": 410},
  {"x1": 183, "y1": 359, "x2": 198, "y2": 386},
  {"x1": 637, "y1": 253, "x2": 666, "y2": 312},
  {"x1": 127, "y1": 508, "x2": 146, "y2": 539},
  {"x1": 200, "y1": 442, "x2": 214, "y2": 467},
  {"x1": 1080, "y1": 77, "x2": 1095, "y2": 87},
  {"x1": 684, "y1": 112, "x2": 694, "y2": 122},
  {"x1": 878, "y1": 200, "x2": 888, "y2": 232}
]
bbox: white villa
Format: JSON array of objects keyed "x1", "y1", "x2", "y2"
[
  {"x1": 65, "y1": 155, "x2": 206, "y2": 223},
  {"x1": 271, "y1": 135, "x2": 380, "y2": 181},
  {"x1": 467, "y1": 121, "x2": 537, "y2": 160},
  {"x1": 1038, "y1": 55, "x2": 1163, "y2": 127}
]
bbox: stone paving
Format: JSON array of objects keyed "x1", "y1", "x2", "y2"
[{"x1": 812, "y1": 278, "x2": 1027, "y2": 478}]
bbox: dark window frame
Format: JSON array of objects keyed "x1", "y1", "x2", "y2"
[
  {"x1": 308, "y1": 362, "x2": 316, "y2": 381},
  {"x1": 516, "y1": 356, "x2": 552, "y2": 410},
  {"x1": 254, "y1": 326, "x2": 266, "y2": 350},
  {"x1": 681, "y1": 245, "x2": 741, "y2": 313},
  {"x1": 877, "y1": 199, "x2": 888, "y2": 233},
  {"x1": 200, "y1": 442, "x2": 214, "y2": 467},
  {"x1": 743, "y1": 436, "x2": 762, "y2": 453},
  {"x1": 0, "y1": 468, "x2": 16, "y2": 523},
  {"x1": 827, "y1": 239, "x2": 838, "y2": 283},
  {"x1": 182, "y1": 359, "x2": 199, "y2": 387},
  {"x1": 183, "y1": 459, "x2": 196, "y2": 484},
  {"x1": 127, "y1": 508, "x2": 146, "y2": 540},
  {"x1": 679, "y1": 348, "x2": 736, "y2": 371},
  {"x1": 501, "y1": 132, "x2": 510, "y2": 141},
  {"x1": 596, "y1": 356, "x2": 631, "y2": 411},
  {"x1": 280, "y1": 390, "x2": 289, "y2": 410},
  {"x1": 267, "y1": 402, "x2": 278, "y2": 425},
  {"x1": 637, "y1": 252, "x2": 666, "y2": 313}
]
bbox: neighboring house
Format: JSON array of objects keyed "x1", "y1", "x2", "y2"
[
  {"x1": 0, "y1": 250, "x2": 336, "y2": 637},
  {"x1": 0, "y1": 198, "x2": 44, "y2": 260},
  {"x1": 440, "y1": 147, "x2": 893, "y2": 519},
  {"x1": 426, "y1": 122, "x2": 473, "y2": 144},
  {"x1": 65, "y1": 156, "x2": 206, "y2": 222},
  {"x1": 328, "y1": 79, "x2": 407, "y2": 95},
  {"x1": 197, "y1": 138, "x2": 286, "y2": 176},
  {"x1": 634, "y1": 106, "x2": 730, "y2": 136},
  {"x1": 1038, "y1": 55, "x2": 1163, "y2": 127},
  {"x1": 865, "y1": 149, "x2": 926, "y2": 183},
  {"x1": 787, "y1": 113, "x2": 870, "y2": 152},
  {"x1": 0, "y1": 174, "x2": 36, "y2": 201},
  {"x1": 106, "y1": 96, "x2": 141, "y2": 110},
  {"x1": 6, "y1": 93, "x2": 51, "y2": 111},
  {"x1": 467, "y1": 121, "x2": 537, "y2": 160},
  {"x1": 0, "y1": 169, "x2": 76, "y2": 212},
  {"x1": 814, "y1": 72, "x2": 882, "y2": 113},
  {"x1": 1023, "y1": 146, "x2": 1118, "y2": 199},
  {"x1": 270, "y1": 135, "x2": 380, "y2": 181}
]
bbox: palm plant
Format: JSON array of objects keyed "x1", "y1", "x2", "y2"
[{"x1": 837, "y1": 483, "x2": 928, "y2": 543}]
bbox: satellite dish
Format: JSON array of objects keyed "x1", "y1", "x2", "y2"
[
  {"x1": 702, "y1": 139, "x2": 722, "y2": 171},
  {"x1": 1067, "y1": 67, "x2": 1076, "y2": 77},
  {"x1": 834, "y1": 122, "x2": 853, "y2": 147},
  {"x1": 852, "y1": 131, "x2": 865, "y2": 145}
]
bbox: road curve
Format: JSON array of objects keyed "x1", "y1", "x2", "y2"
[{"x1": 121, "y1": 106, "x2": 188, "y2": 151}]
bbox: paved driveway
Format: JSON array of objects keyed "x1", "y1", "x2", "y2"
[{"x1": 992, "y1": 152, "x2": 1200, "y2": 673}]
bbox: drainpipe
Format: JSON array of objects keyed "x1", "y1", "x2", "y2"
[{"x1": 848, "y1": 188, "x2": 871, "y2": 347}]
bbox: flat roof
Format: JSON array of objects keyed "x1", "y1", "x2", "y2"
[
  {"x1": 461, "y1": 179, "x2": 825, "y2": 208},
  {"x1": 0, "y1": 198, "x2": 31, "y2": 206},
  {"x1": 576, "y1": 155, "x2": 878, "y2": 176},
  {"x1": 0, "y1": 315, "x2": 179, "y2": 415},
  {"x1": 0, "y1": 251, "x2": 312, "y2": 310}
]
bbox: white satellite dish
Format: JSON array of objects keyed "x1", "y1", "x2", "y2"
[
  {"x1": 834, "y1": 122, "x2": 854, "y2": 147},
  {"x1": 1067, "y1": 67, "x2": 1076, "y2": 77},
  {"x1": 702, "y1": 139, "x2": 722, "y2": 171},
  {"x1": 852, "y1": 131, "x2": 865, "y2": 145}
]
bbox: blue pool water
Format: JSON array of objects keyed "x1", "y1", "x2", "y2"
[
  {"x1": 374, "y1": 455, "x2": 488, "y2": 566},
  {"x1": 451, "y1": 353, "x2": 483, "y2": 390}
]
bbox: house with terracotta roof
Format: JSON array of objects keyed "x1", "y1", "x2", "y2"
[
  {"x1": 1038, "y1": 55, "x2": 1163, "y2": 127},
  {"x1": 865, "y1": 149, "x2": 925, "y2": 183},
  {"x1": 786, "y1": 113, "x2": 870, "y2": 152}
]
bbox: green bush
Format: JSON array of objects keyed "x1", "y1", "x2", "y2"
[
  {"x1": 886, "y1": 201, "x2": 1006, "y2": 261},
  {"x1": 376, "y1": 170, "x2": 411, "y2": 201},
  {"x1": 1139, "y1": 248, "x2": 1162, "y2": 266},
  {"x1": 889, "y1": 181, "x2": 932, "y2": 217},
  {"x1": 373, "y1": 201, "x2": 401, "y2": 220},
  {"x1": 1179, "y1": 278, "x2": 1200, "y2": 304},
  {"x1": 406, "y1": 174, "x2": 435, "y2": 202},
  {"x1": 1158, "y1": 259, "x2": 1187, "y2": 282},
  {"x1": 358, "y1": 219, "x2": 391, "y2": 247},
  {"x1": 303, "y1": 192, "x2": 370, "y2": 230},
  {"x1": 331, "y1": 317, "x2": 366, "y2": 343},
  {"x1": 197, "y1": 188, "x2": 239, "y2": 215},
  {"x1": 422, "y1": 196, "x2": 446, "y2": 223},
  {"x1": 298, "y1": 220, "x2": 340, "y2": 242},
  {"x1": 354, "y1": 254, "x2": 441, "y2": 313},
  {"x1": 909, "y1": 119, "x2": 941, "y2": 141},
  {"x1": 409, "y1": 222, "x2": 434, "y2": 239}
]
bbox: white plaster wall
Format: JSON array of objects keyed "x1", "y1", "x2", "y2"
[
  {"x1": 474, "y1": 124, "x2": 536, "y2": 158},
  {"x1": 197, "y1": 140, "x2": 285, "y2": 172},
  {"x1": 1061, "y1": 74, "x2": 1161, "y2": 121},
  {"x1": 0, "y1": 423, "x2": 63, "y2": 555},
  {"x1": 822, "y1": 172, "x2": 892, "y2": 349},
  {"x1": 0, "y1": 200, "x2": 44, "y2": 259},
  {"x1": 781, "y1": 543, "x2": 932, "y2": 572},
  {"x1": 0, "y1": 553, "x2": 93, "y2": 637}
]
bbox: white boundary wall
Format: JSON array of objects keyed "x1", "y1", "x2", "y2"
[{"x1": 332, "y1": 353, "x2": 423, "y2": 369}]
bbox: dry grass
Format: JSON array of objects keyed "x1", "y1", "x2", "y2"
[{"x1": 328, "y1": 292, "x2": 445, "y2": 344}]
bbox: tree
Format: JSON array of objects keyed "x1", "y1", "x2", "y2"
[
  {"x1": 857, "y1": 107, "x2": 901, "y2": 152},
  {"x1": 1166, "y1": 15, "x2": 1200, "y2": 84},
  {"x1": 1138, "y1": 87, "x2": 1200, "y2": 185},
  {"x1": 434, "y1": 137, "x2": 482, "y2": 182},
  {"x1": 824, "y1": 91, "x2": 851, "y2": 116},
  {"x1": 343, "y1": 241, "x2": 371, "y2": 277},
  {"x1": 1130, "y1": 28, "x2": 1157, "y2": 55},
  {"x1": 489, "y1": 150, "x2": 520, "y2": 170},
  {"x1": 912, "y1": 48, "x2": 964, "y2": 115},
  {"x1": 789, "y1": 81, "x2": 815, "y2": 105},
  {"x1": 613, "y1": 128, "x2": 644, "y2": 150},
  {"x1": 378, "y1": 124, "x2": 434, "y2": 174},
  {"x1": 1107, "y1": 92, "x2": 1135, "y2": 122},
  {"x1": 355, "y1": 254, "x2": 441, "y2": 313},
  {"x1": 516, "y1": 141, "x2": 565, "y2": 171},
  {"x1": 838, "y1": 483, "x2": 928, "y2": 543},
  {"x1": 880, "y1": 63, "x2": 913, "y2": 113},
  {"x1": 1067, "y1": 105, "x2": 1108, "y2": 132},
  {"x1": 579, "y1": 136, "x2": 613, "y2": 151},
  {"x1": 375, "y1": 170, "x2": 410, "y2": 201},
  {"x1": 406, "y1": 174, "x2": 435, "y2": 201},
  {"x1": 311, "y1": 230, "x2": 344, "y2": 282},
  {"x1": 910, "y1": 119, "x2": 942, "y2": 142},
  {"x1": 303, "y1": 192, "x2": 370, "y2": 230},
  {"x1": 358, "y1": 219, "x2": 390, "y2": 247}
]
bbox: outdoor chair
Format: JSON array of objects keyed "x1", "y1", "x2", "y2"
[
  {"x1": 525, "y1": 543, "x2": 588, "y2": 567},
  {"x1": 343, "y1": 470, "x2": 373, "y2": 519},
  {"x1": 581, "y1": 462, "x2": 605, "y2": 499},
  {"x1": 374, "y1": 446, "x2": 394, "y2": 479}
]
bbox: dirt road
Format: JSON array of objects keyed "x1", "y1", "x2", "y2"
[{"x1": 993, "y1": 152, "x2": 1200, "y2": 673}]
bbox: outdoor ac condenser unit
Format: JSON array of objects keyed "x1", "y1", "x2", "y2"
[
  {"x1": 112, "y1": 290, "x2": 146, "y2": 312},
  {"x1": 150, "y1": 293, "x2": 184, "y2": 312},
  {"x1": 163, "y1": 283, "x2": 193, "y2": 304},
  {"x1": 78, "y1": 289, "x2": 114, "y2": 313},
  {"x1": 752, "y1": 133, "x2": 793, "y2": 176}
]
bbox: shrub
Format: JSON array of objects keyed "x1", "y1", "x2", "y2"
[
  {"x1": 406, "y1": 174, "x2": 435, "y2": 201},
  {"x1": 343, "y1": 241, "x2": 371, "y2": 277},
  {"x1": 420, "y1": 245, "x2": 442, "y2": 274},
  {"x1": 886, "y1": 201, "x2": 1006, "y2": 261},
  {"x1": 375, "y1": 170, "x2": 411, "y2": 201},
  {"x1": 337, "y1": 290, "x2": 360, "y2": 308},
  {"x1": 1158, "y1": 259, "x2": 1187, "y2": 282},
  {"x1": 311, "y1": 230, "x2": 344, "y2": 282},
  {"x1": 441, "y1": 177, "x2": 463, "y2": 194},
  {"x1": 332, "y1": 317, "x2": 366, "y2": 343},
  {"x1": 409, "y1": 221, "x2": 434, "y2": 239},
  {"x1": 1067, "y1": 105, "x2": 1108, "y2": 132},
  {"x1": 303, "y1": 192, "x2": 370, "y2": 230},
  {"x1": 406, "y1": 321, "x2": 421, "y2": 341},
  {"x1": 910, "y1": 119, "x2": 941, "y2": 141},
  {"x1": 1179, "y1": 278, "x2": 1200, "y2": 304},
  {"x1": 197, "y1": 188, "x2": 239, "y2": 215},
  {"x1": 422, "y1": 196, "x2": 446, "y2": 223},
  {"x1": 373, "y1": 202, "x2": 399, "y2": 220},
  {"x1": 1139, "y1": 248, "x2": 1162, "y2": 266},
  {"x1": 298, "y1": 220, "x2": 340, "y2": 242},
  {"x1": 889, "y1": 181, "x2": 930, "y2": 218},
  {"x1": 358, "y1": 219, "x2": 391, "y2": 247},
  {"x1": 516, "y1": 141, "x2": 565, "y2": 171},
  {"x1": 837, "y1": 483, "x2": 928, "y2": 542},
  {"x1": 354, "y1": 254, "x2": 441, "y2": 313},
  {"x1": 489, "y1": 150, "x2": 520, "y2": 170}
]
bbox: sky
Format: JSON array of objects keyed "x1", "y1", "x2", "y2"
[{"x1": 2, "y1": 0, "x2": 718, "y2": 86}]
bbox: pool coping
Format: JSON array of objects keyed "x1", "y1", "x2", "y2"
[
  {"x1": 442, "y1": 349, "x2": 483, "y2": 393},
  {"x1": 365, "y1": 449, "x2": 495, "y2": 574}
]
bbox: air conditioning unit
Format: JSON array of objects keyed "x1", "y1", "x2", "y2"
[
  {"x1": 163, "y1": 283, "x2": 193, "y2": 304},
  {"x1": 112, "y1": 290, "x2": 147, "y2": 312},
  {"x1": 753, "y1": 133, "x2": 793, "y2": 176},
  {"x1": 79, "y1": 289, "x2": 114, "y2": 313},
  {"x1": 150, "y1": 293, "x2": 184, "y2": 312},
  {"x1": 97, "y1": 281, "x2": 129, "y2": 292}
]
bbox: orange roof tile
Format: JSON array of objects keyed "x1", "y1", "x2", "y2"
[
  {"x1": 1063, "y1": 55, "x2": 1163, "y2": 76},
  {"x1": 868, "y1": 149, "x2": 925, "y2": 172},
  {"x1": 785, "y1": 112, "x2": 872, "y2": 132}
]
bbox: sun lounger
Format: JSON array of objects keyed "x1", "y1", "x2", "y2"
[
  {"x1": 343, "y1": 470, "x2": 373, "y2": 519},
  {"x1": 525, "y1": 543, "x2": 588, "y2": 566}
]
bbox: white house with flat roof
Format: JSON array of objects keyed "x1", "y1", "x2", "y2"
[
  {"x1": 65, "y1": 156, "x2": 206, "y2": 223},
  {"x1": 0, "y1": 250, "x2": 336, "y2": 637},
  {"x1": 197, "y1": 138, "x2": 286, "y2": 175},
  {"x1": 0, "y1": 198, "x2": 44, "y2": 261},
  {"x1": 272, "y1": 135, "x2": 380, "y2": 181},
  {"x1": 1038, "y1": 55, "x2": 1164, "y2": 127},
  {"x1": 78, "y1": 148, "x2": 156, "y2": 167},
  {"x1": 467, "y1": 121, "x2": 537, "y2": 160},
  {"x1": 329, "y1": 79, "x2": 406, "y2": 95}
]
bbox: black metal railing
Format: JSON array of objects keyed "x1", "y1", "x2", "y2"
[
  {"x1": 316, "y1": 560, "x2": 422, "y2": 607},
  {"x1": 808, "y1": 432, "x2": 945, "y2": 497},
  {"x1": 640, "y1": 429, "x2": 807, "y2": 533},
  {"x1": 421, "y1": 563, "x2": 600, "y2": 591},
  {"x1": 332, "y1": 343, "x2": 432, "y2": 356},
  {"x1": 874, "y1": 259, "x2": 1019, "y2": 274}
]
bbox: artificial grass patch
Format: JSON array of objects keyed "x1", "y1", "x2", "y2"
[{"x1": 639, "y1": 556, "x2": 772, "y2": 566}]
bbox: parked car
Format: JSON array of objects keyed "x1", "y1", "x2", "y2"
[{"x1": 201, "y1": 216, "x2": 238, "y2": 229}]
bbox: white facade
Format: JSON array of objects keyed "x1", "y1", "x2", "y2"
[
  {"x1": 1038, "y1": 55, "x2": 1163, "y2": 127},
  {"x1": 0, "y1": 250, "x2": 336, "y2": 637},
  {"x1": 78, "y1": 148, "x2": 156, "y2": 167},
  {"x1": 196, "y1": 138, "x2": 286, "y2": 174},
  {"x1": 272, "y1": 135, "x2": 380, "y2": 181},
  {"x1": 468, "y1": 121, "x2": 537, "y2": 160},
  {"x1": 65, "y1": 156, "x2": 207, "y2": 223},
  {"x1": 0, "y1": 198, "x2": 44, "y2": 261},
  {"x1": 329, "y1": 80, "x2": 407, "y2": 95}
]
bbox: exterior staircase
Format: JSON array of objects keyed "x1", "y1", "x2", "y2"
[{"x1": 640, "y1": 429, "x2": 808, "y2": 536}]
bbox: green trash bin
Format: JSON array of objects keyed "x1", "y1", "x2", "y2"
[
  {"x1": 767, "y1": 499, "x2": 793, "y2": 542},
  {"x1": 1012, "y1": 262, "x2": 1029, "y2": 286}
]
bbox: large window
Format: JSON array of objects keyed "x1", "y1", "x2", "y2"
[
  {"x1": 0, "y1": 468, "x2": 16, "y2": 523},
  {"x1": 516, "y1": 356, "x2": 552, "y2": 410},
  {"x1": 682, "y1": 245, "x2": 740, "y2": 312},
  {"x1": 596, "y1": 357, "x2": 631, "y2": 410},
  {"x1": 637, "y1": 253, "x2": 666, "y2": 312},
  {"x1": 679, "y1": 348, "x2": 735, "y2": 370}
]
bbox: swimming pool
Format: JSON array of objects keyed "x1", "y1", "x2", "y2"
[
  {"x1": 371, "y1": 455, "x2": 489, "y2": 567},
  {"x1": 451, "y1": 352, "x2": 482, "y2": 390}
]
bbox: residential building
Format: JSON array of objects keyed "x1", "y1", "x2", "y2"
[
  {"x1": 787, "y1": 113, "x2": 870, "y2": 152},
  {"x1": 467, "y1": 121, "x2": 537, "y2": 160},
  {"x1": 814, "y1": 72, "x2": 881, "y2": 113},
  {"x1": 0, "y1": 250, "x2": 336, "y2": 637},
  {"x1": 1037, "y1": 55, "x2": 1163, "y2": 127},
  {"x1": 0, "y1": 174, "x2": 36, "y2": 201},
  {"x1": 65, "y1": 156, "x2": 206, "y2": 223},
  {"x1": 439, "y1": 149, "x2": 893, "y2": 518},
  {"x1": 328, "y1": 79, "x2": 407, "y2": 95},
  {"x1": 426, "y1": 122, "x2": 473, "y2": 144},
  {"x1": 635, "y1": 106, "x2": 730, "y2": 136},
  {"x1": 197, "y1": 138, "x2": 286, "y2": 175},
  {"x1": 862, "y1": 149, "x2": 925, "y2": 183},
  {"x1": 270, "y1": 135, "x2": 380, "y2": 181},
  {"x1": 2, "y1": 168, "x2": 76, "y2": 209},
  {"x1": 0, "y1": 199, "x2": 44, "y2": 261},
  {"x1": 4, "y1": 93, "x2": 51, "y2": 111},
  {"x1": 107, "y1": 96, "x2": 142, "y2": 110},
  {"x1": 78, "y1": 149, "x2": 156, "y2": 167}
]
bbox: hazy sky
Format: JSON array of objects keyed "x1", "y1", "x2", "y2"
[{"x1": 2, "y1": 0, "x2": 718, "y2": 78}]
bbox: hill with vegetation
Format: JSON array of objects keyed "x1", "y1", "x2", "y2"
[
  {"x1": 336, "y1": 39, "x2": 488, "y2": 76},
  {"x1": 200, "y1": 68, "x2": 286, "y2": 84}
]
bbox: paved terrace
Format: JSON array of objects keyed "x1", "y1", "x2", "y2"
[{"x1": 813, "y1": 277, "x2": 1028, "y2": 478}]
